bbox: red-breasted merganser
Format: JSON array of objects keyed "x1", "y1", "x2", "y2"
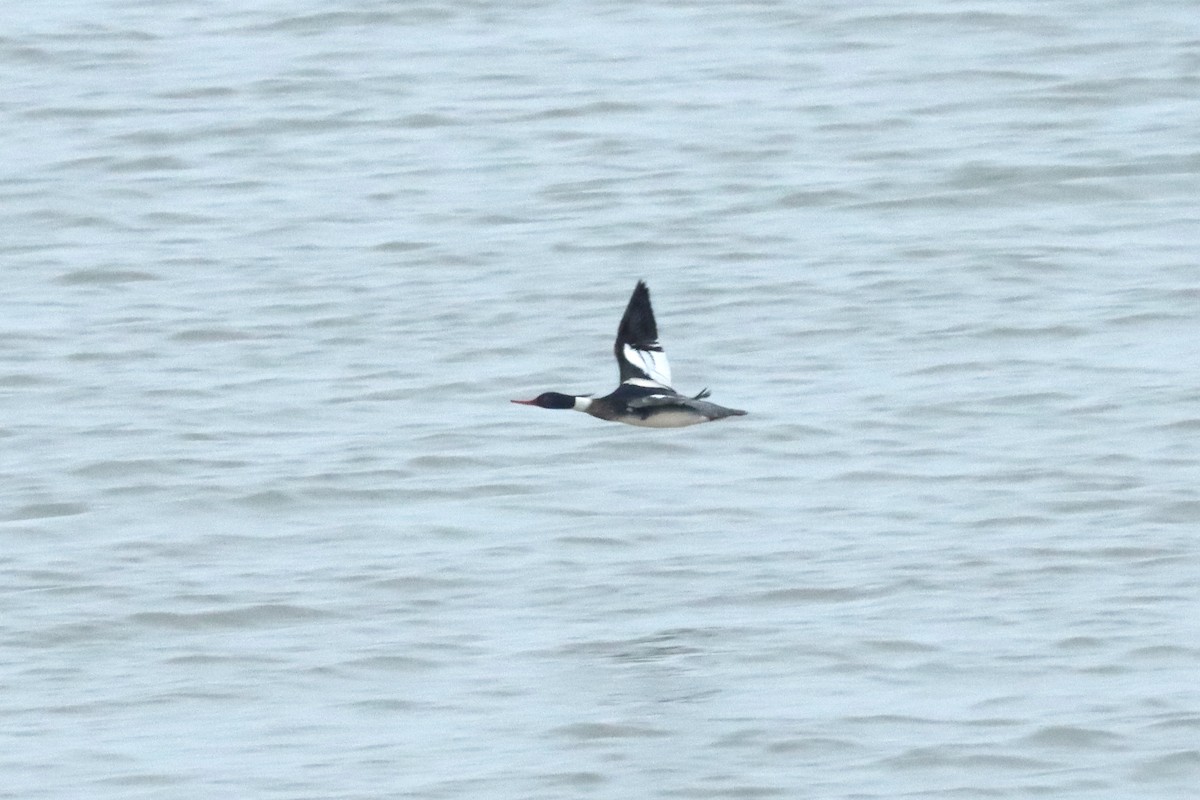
[{"x1": 512, "y1": 281, "x2": 747, "y2": 428}]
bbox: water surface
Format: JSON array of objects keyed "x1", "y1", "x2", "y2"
[{"x1": 2, "y1": 1, "x2": 1198, "y2": 797}]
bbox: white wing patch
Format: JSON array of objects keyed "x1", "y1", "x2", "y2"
[{"x1": 622, "y1": 343, "x2": 672, "y2": 387}]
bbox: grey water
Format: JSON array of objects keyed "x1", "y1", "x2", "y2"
[{"x1": 3, "y1": 1, "x2": 1199, "y2": 797}]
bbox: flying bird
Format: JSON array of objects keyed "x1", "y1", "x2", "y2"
[{"x1": 512, "y1": 281, "x2": 747, "y2": 427}]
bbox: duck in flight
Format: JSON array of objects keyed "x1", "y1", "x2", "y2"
[{"x1": 512, "y1": 281, "x2": 747, "y2": 428}]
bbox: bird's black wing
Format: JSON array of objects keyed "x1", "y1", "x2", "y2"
[{"x1": 613, "y1": 281, "x2": 672, "y2": 387}]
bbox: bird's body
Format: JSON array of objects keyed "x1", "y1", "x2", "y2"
[{"x1": 512, "y1": 282, "x2": 746, "y2": 428}]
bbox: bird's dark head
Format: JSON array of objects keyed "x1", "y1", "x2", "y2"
[{"x1": 511, "y1": 392, "x2": 576, "y2": 410}]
